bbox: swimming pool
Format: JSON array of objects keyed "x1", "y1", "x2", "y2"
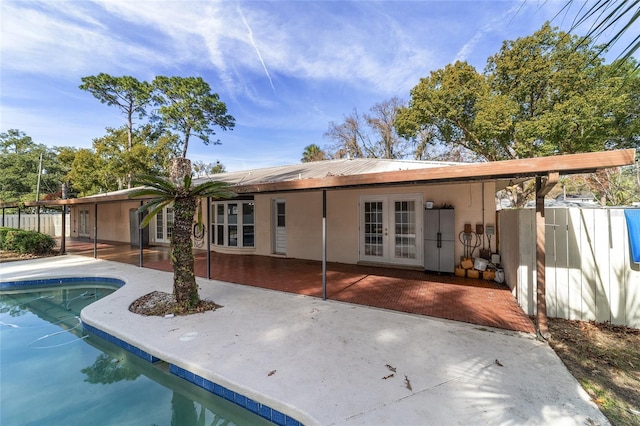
[{"x1": 0, "y1": 278, "x2": 272, "y2": 426}]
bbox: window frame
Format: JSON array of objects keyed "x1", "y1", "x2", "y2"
[{"x1": 211, "y1": 200, "x2": 255, "y2": 248}]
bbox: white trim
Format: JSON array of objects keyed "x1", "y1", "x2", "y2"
[{"x1": 359, "y1": 194, "x2": 423, "y2": 267}]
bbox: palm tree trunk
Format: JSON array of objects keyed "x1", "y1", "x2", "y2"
[
  {"x1": 168, "y1": 157, "x2": 200, "y2": 307},
  {"x1": 171, "y1": 195, "x2": 199, "y2": 306}
]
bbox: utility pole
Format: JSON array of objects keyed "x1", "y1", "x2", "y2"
[{"x1": 36, "y1": 152, "x2": 43, "y2": 233}]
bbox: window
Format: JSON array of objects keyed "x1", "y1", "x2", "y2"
[
  {"x1": 212, "y1": 200, "x2": 255, "y2": 248},
  {"x1": 154, "y1": 206, "x2": 174, "y2": 243}
]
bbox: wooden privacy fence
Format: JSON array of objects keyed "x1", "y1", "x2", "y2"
[
  {"x1": 1, "y1": 214, "x2": 70, "y2": 238},
  {"x1": 498, "y1": 207, "x2": 640, "y2": 329}
]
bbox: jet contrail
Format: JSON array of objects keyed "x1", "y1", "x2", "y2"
[{"x1": 237, "y1": 3, "x2": 276, "y2": 93}]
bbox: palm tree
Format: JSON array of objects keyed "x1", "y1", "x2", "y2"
[
  {"x1": 130, "y1": 171, "x2": 235, "y2": 309},
  {"x1": 301, "y1": 144, "x2": 327, "y2": 162}
]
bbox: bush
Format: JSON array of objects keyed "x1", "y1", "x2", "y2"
[
  {"x1": 0, "y1": 228, "x2": 56, "y2": 254},
  {"x1": 0, "y1": 228, "x2": 9, "y2": 250}
]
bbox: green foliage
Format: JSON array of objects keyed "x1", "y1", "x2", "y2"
[
  {"x1": 396, "y1": 23, "x2": 640, "y2": 162},
  {"x1": 301, "y1": 144, "x2": 327, "y2": 162},
  {"x1": 66, "y1": 148, "x2": 106, "y2": 196},
  {"x1": 192, "y1": 160, "x2": 226, "y2": 176},
  {"x1": 0, "y1": 227, "x2": 9, "y2": 249},
  {"x1": 130, "y1": 173, "x2": 236, "y2": 229},
  {"x1": 0, "y1": 228, "x2": 55, "y2": 254},
  {"x1": 152, "y1": 76, "x2": 235, "y2": 158},
  {"x1": 64, "y1": 126, "x2": 179, "y2": 196},
  {"x1": 79, "y1": 74, "x2": 153, "y2": 151},
  {"x1": 0, "y1": 129, "x2": 69, "y2": 203}
]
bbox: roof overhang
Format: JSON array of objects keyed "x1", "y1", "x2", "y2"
[
  {"x1": 229, "y1": 148, "x2": 637, "y2": 194},
  {"x1": 1, "y1": 148, "x2": 635, "y2": 208}
]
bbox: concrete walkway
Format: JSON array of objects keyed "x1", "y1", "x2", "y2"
[{"x1": 1, "y1": 256, "x2": 609, "y2": 425}]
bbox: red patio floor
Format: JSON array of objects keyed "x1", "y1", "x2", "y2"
[
  {"x1": 64, "y1": 240, "x2": 535, "y2": 333},
  {"x1": 67, "y1": 241, "x2": 535, "y2": 333}
]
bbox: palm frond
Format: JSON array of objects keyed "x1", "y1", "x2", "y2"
[
  {"x1": 129, "y1": 170, "x2": 236, "y2": 229},
  {"x1": 191, "y1": 180, "x2": 237, "y2": 199},
  {"x1": 137, "y1": 200, "x2": 173, "y2": 228},
  {"x1": 129, "y1": 187, "x2": 176, "y2": 199},
  {"x1": 567, "y1": 0, "x2": 640, "y2": 63},
  {"x1": 131, "y1": 174, "x2": 176, "y2": 192}
]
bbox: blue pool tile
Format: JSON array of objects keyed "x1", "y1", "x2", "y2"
[
  {"x1": 246, "y1": 398, "x2": 260, "y2": 414},
  {"x1": 285, "y1": 415, "x2": 302, "y2": 426},
  {"x1": 194, "y1": 374, "x2": 205, "y2": 388},
  {"x1": 203, "y1": 379, "x2": 214, "y2": 392},
  {"x1": 1, "y1": 276, "x2": 125, "y2": 290},
  {"x1": 213, "y1": 383, "x2": 224, "y2": 397},
  {"x1": 259, "y1": 405, "x2": 272, "y2": 421},
  {"x1": 234, "y1": 394, "x2": 247, "y2": 408},
  {"x1": 223, "y1": 388, "x2": 235, "y2": 402},
  {"x1": 272, "y1": 410, "x2": 286, "y2": 426}
]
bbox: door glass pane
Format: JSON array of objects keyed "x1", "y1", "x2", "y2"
[
  {"x1": 276, "y1": 202, "x2": 285, "y2": 227},
  {"x1": 228, "y1": 225, "x2": 238, "y2": 247},
  {"x1": 364, "y1": 201, "x2": 384, "y2": 257},
  {"x1": 216, "y1": 204, "x2": 225, "y2": 224},
  {"x1": 217, "y1": 224, "x2": 224, "y2": 245},
  {"x1": 166, "y1": 208, "x2": 174, "y2": 239},
  {"x1": 156, "y1": 209, "x2": 164, "y2": 240},
  {"x1": 394, "y1": 201, "x2": 416, "y2": 259}
]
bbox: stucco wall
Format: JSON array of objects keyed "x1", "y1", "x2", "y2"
[
  {"x1": 253, "y1": 181, "x2": 496, "y2": 265},
  {"x1": 67, "y1": 180, "x2": 497, "y2": 269},
  {"x1": 70, "y1": 201, "x2": 139, "y2": 242}
]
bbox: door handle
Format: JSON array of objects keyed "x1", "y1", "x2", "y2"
[{"x1": 437, "y1": 232, "x2": 442, "y2": 248}]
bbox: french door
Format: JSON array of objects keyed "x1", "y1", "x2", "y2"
[
  {"x1": 359, "y1": 194, "x2": 422, "y2": 266},
  {"x1": 154, "y1": 206, "x2": 174, "y2": 244},
  {"x1": 78, "y1": 209, "x2": 90, "y2": 237}
]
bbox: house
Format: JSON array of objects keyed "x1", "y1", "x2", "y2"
[
  {"x1": 67, "y1": 158, "x2": 495, "y2": 270},
  {"x1": 59, "y1": 150, "x2": 634, "y2": 274},
  {"x1": 3, "y1": 149, "x2": 637, "y2": 330}
]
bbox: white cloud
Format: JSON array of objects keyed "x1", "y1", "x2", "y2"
[{"x1": 0, "y1": 2, "x2": 173, "y2": 77}]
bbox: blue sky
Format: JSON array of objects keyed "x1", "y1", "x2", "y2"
[{"x1": 1, "y1": 1, "x2": 636, "y2": 171}]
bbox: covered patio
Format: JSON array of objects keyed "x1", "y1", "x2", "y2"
[{"x1": 64, "y1": 240, "x2": 535, "y2": 333}]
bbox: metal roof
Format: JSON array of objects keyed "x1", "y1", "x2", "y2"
[{"x1": 196, "y1": 158, "x2": 459, "y2": 186}]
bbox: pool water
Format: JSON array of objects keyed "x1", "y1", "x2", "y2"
[{"x1": 0, "y1": 283, "x2": 272, "y2": 426}]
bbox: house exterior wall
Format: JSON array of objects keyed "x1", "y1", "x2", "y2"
[
  {"x1": 498, "y1": 207, "x2": 640, "y2": 329},
  {"x1": 69, "y1": 202, "x2": 139, "y2": 242},
  {"x1": 65, "y1": 180, "x2": 497, "y2": 269},
  {"x1": 251, "y1": 181, "x2": 496, "y2": 265}
]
